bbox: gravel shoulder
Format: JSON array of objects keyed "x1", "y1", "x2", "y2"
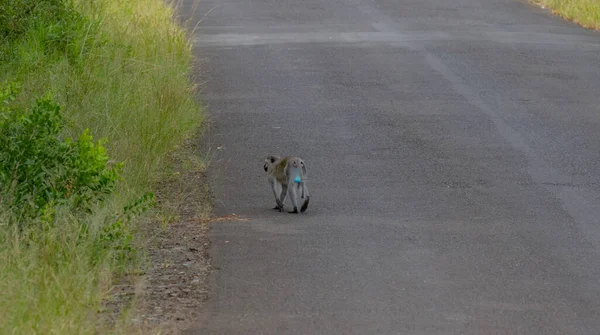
[{"x1": 100, "y1": 139, "x2": 214, "y2": 334}]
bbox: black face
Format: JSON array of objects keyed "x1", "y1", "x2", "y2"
[{"x1": 264, "y1": 162, "x2": 269, "y2": 172}]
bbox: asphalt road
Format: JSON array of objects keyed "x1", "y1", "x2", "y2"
[{"x1": 182, "y1": 0, "x2": 600, "y2": 333}]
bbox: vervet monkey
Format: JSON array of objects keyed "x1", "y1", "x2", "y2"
[{"x1": 263, "y1": 155, "x2": 310, "y2": 214}]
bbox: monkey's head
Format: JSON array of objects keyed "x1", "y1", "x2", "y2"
[{"x1": 264, "y1": 155, "x2": 279, "y2": 172}]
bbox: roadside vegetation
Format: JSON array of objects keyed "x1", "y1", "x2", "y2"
[
  {"x1": 535, "y1": 0, "x2": 600, "y2": 30},
  {"x1": 0, "y1": 0, "x2": 203, "y2": 333}
]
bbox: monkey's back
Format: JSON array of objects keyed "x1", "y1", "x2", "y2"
[{"x1": 268, "y1": 156, "x2": 289, "y2": 184}]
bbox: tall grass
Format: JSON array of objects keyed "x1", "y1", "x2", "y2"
[
  {"x1": 0, "y1": 0, "x2": 202, "y2": 333},
  {"x1": 536, "y1": 0, "x2": 600, "y2": 30},
  {"x1": 0, "y1": 213, "x2": 112, "y2": 333}
]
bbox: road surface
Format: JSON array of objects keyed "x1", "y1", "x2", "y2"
[{"x1": 182, "y1": 0, "x2": 600, "y2": 333}]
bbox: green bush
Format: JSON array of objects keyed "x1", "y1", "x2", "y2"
[
  {"x1": 0, "y1": 83, "x2": 120, "y2": 222},
  {"x1": 95, "y1": 191, "x2": 156, "y2": 267}
]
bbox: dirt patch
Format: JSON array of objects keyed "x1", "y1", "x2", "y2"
[{"x1": 135, "y1": 217, "x2": 211, "y2": 333}]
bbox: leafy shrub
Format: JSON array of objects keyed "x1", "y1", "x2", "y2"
[
  {"x1": 0, "y1": 83, "x2": 121, "y2": 222},
  {"x1": 95, "y1": 192, "x2": 156, "y2": 266}
]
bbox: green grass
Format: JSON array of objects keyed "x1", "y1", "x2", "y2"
[
  {"x1": 0, "y1": 0, "x2": 203, "y2": 333},
  {"x1": 536, "y1": 0, "x2": 600, "y2": 30}
]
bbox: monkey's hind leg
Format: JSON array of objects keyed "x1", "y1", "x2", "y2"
[
  {"x1": 278, "y1": 184, "x2": 288, "y2": 212},
  {"x1": 270, "y1": 179, "x2": 284, "y2": 211},
  {"x1": 300, "y1": 183, "x2": 309, "y2": 213},
  {"x1": 288, "y1": 184, "x2": 300, "y2": 214}
]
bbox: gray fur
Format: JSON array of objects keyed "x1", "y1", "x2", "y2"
[{"x1": 264, "y1": 155, "x2": 310, "y2": 213}]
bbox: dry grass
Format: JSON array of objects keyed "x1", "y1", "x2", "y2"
[{"x1": 535, "y1": 0, "x2": 600, "y2": 30}]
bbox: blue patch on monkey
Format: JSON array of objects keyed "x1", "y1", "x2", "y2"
[{"x1": 294, "y1": 175, "x2": 302, "y2": 183}]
